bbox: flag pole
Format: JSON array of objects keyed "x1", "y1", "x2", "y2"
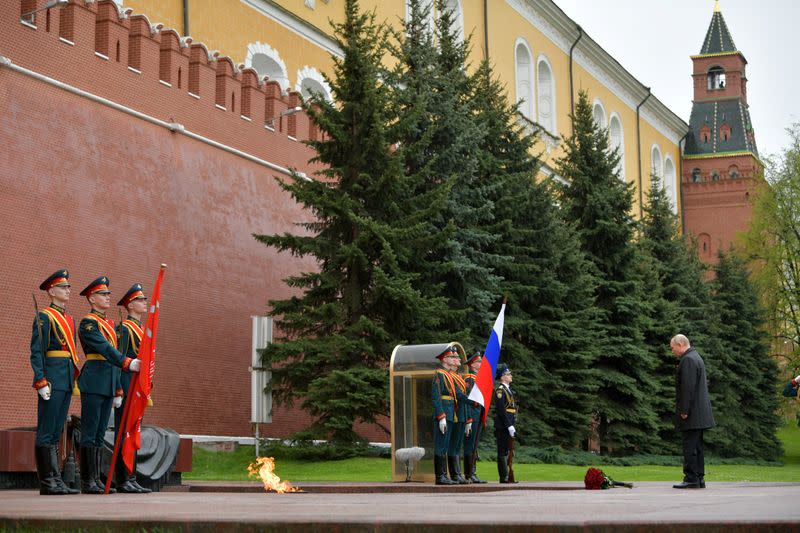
[{"x1": 104, "y1": 371, "x2": 139, "y2": 494}]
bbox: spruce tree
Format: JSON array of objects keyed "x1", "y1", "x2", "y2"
[
  {"x1": 470, "y1": 63, "x2": 600, "y2": 447},
  {"x1": 710, "y1": 251, "x2": 782, "y2": 459},
  {"x1": 556, "y1": 90, "x2": 659, "y2": 454},
  {"x1": 388, "y1": 0, "x2": 499, "y2": 348},
  {"x1": 253, "y1": 0, "x2": 447, "y2": 442}
]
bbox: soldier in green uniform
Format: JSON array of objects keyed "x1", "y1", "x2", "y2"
[
  {"x1": 494, "y1": 363, "x2": 517, "y2": 483},
  {"x1": 463, "y1": 351, "x2": 486, "y2": 483},
  {"x1": 113, "y1": 283, "x2": 152, "y2": 493},
  {"x1": 30, "y1": 269, "x2": 80, "y2": 495},
  {"x1": 77, "y1": 276, "x2": 141, "y2": 494},
  {"x1": 446, "y1": 352, "x2": 469, "y2": 484},
  {"x1": 431, "y1": 345, "x2": 460, "y2": 485}
]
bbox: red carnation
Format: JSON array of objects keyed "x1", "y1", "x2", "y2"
[{"x1": 584, "y1": 467, "x2": 605, "y2": 490}]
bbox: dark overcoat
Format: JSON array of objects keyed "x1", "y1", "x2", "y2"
[{"x1": 675, "y1": 347, "x2": 715, "y2": 431}]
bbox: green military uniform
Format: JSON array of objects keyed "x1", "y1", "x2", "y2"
[
  {"x1": 446, "y1": 368, "x2": 469, "y2": 484},
  {"x1": 463, "y1": 367, "x2": 486, "y2": 483},
  {"x1": 494, "y1": 364, "x2": 517, "y2": 483},
  {"x1": 432, "y1": 346, "x2": 460, "y2": 485},
  {"x1": 30, "y1": 269, "x2": 79, "y2": 495},
  {"x1": 77, "y1": 276, "x2": 135, "y2": 494},
  {"x1": 112, "y1": 283, "x2": 151, "y2": 493}
]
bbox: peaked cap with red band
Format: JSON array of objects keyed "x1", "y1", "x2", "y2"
[
  {"x1": 117, "y1": 283, "x2": 146, "y2": 307},
  {"x1": 80, "y1": 276, "x2": 111, "y2": 296},
  {"x1": 39, "y1": 269, "x2": 70, "y2": 291}
]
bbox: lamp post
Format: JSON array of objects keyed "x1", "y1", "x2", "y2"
[
  {"x1": 21, "y1": 0, "x2": 68, "y2": 24},
  {"x1": 265, "y1": 106, "x2": 302, "y2": 129}
]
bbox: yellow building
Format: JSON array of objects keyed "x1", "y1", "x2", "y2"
[{"x1": 119, "y1": 0, "x2": 688, "y2": 216}]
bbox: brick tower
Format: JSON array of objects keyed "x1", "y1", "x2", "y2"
[{"x1": 681, "y1": 0, "x2": 762, "y2": 264}]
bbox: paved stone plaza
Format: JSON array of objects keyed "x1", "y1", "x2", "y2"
[{"x1": 1, "y1": 482, "x2": 799, "y2": 532}]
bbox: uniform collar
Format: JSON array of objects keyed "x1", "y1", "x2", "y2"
[
  {"x1": 90, "y1": 309, "x2": 107, "y2": 319},
  {"x1": 49, "y1": 303, "x2": 66, "y2": 315},
  {"x1": 125, "y1": 315, "x2": 141, "y2": 325}
]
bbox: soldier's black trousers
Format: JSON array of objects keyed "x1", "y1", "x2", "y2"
[
  {"x1": 36, "y1": 389, "x2": 71, "y2": 446},
  {"x1": 80, "y1": 393, "x2": 113, "y2": 447},
  {"x1": 681, "y1": 429, "x2": 705, "y2": 483}
]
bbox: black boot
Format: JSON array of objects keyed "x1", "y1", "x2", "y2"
[
  {"x1": 80, "y1": 447, "x2": 103, "y2": 494},
  {"x1": 35, "y1": 446, "x2": 69, "y2": 495},
  {"x1": 497, "y1": 453, "x2": 509, "y2": 483},
  {"x1": 95, "y1": 447, "x2": 115, "y2": 494},
  {"x1": 466, "y1": 454, "x2": 486, "y2": 484},
  {"x1": 50, "y1": 445, "x2": 78, "y2": 494},
  {"x1": 129, "y1": 455, "x2": 151, "y2": 493},
  {"x1": 434, "y1": 455, "x2": 455, "y2": 485},
  {"x1": 115, "y1": 456, "x2": 141, "y2": 493},
  {"x1": 448, "y1": 455, "x2": 468, "y2": 484}
]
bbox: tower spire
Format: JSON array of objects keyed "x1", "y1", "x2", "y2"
[{"x1": 699, "y1": 2, "x2": 736, "y2": 55}]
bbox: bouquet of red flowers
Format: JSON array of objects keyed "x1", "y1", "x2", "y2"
[{"x1": 584, "y1": 467, "x2": 633, "y2": 490}]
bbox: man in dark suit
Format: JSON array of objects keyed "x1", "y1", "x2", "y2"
[{"x1": 671, "y1": 334, "x2": 715, "y2": 489}]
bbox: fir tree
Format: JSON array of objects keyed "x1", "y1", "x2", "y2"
[
  {"x1": 388, "y1": 0, "x2": 500, "y2": 348},
  {"x1": 253, "y1": 0, "x2": 447, "y2": 442},
  {"x1": 470, "y1": 63, "x2": 600, "y2": 447},
  {"x1": 556, "y1": 90, "x2": 659, "y2": 454},
  {"x1": 710, "y1": 251, "x2": 782, "y2": 459}
]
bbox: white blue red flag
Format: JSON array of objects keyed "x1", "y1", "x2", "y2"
[{"x1": 468, "y1": 303, "x2": 506, "y2": 426}]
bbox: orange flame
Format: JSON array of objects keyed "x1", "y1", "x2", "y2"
[{"x1": 247, "y1": 457, "x2": 300, "y2": 493}]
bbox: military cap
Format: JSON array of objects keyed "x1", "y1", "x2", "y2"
[
  {"x1": 39, "y1": 269, "x2": 70, "y2": 290},
  {"x1": 495, "y1": 363, "x2": 511, "y2": 380},
  {"x1": 436, "y1": 345, "x2": 459, "y2": 360},
  {"x1": 80, "y1": 276, "x2": 111, "y2": 296},
  {"x1": 117, "y1": 283, "x2": 146, "y2": 307},
  {"x1": 466, "y1": 351, "x2": 483, "y2": 365}
]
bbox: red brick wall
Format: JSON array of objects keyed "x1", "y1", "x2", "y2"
[
  {"x1": 0, "y1": 0, "x2": 388, "y2": 442},
  {"x1": 681, "y1": 155, "x2": 759, "y2": 264}
]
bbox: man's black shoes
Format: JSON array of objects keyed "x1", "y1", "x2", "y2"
[{"x1": 672, "y1": 481, "x2": 702, "y2": 489}]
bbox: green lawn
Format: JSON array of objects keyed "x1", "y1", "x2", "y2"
[{"x1": 184, "y1": 422, "x2": 800, "y2": 483}]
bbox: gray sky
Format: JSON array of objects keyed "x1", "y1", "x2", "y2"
[{"x1": 553, "y1": 0, "x2": 799, "y2": 158}]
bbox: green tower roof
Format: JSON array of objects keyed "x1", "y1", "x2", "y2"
[{"x1": 699, "y1": 2, "x2": 737, "y2": 55}]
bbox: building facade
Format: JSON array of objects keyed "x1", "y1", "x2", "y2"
[{"x1": 2, "y1": 0, "x2": 690, "y2": 440}]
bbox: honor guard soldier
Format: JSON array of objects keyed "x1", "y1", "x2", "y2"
[
  {"x1": 431, "y1": 346, "x2": 460, "y2": 485},
  {"x1": 446, "y1": 352, "x2": 469, "y2": 484},
  {"x1": 30, "y1": 269, "x2": 80, "y2": 495},
  {"x1": 113, "y1": 283, "x2": 152, "y2": 493},
  {"x1": 494, "y1": 363, "x2": 517, "y2": 483},
  {"x1": 463, "y1": 351, "x2": 486, "y2": 483},
  {"x1": 77, "y1": 276, "x2": 141, "y2": 494}
]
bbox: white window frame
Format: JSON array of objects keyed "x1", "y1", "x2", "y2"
[
  {"x1": 608, "y1": 112, "x2": 625, "y2": 182},
  {"x1": 245, "y1": 41, "x2": 289, "y2": 92},
  {"x1": 514, "y1": 38, "x2": 534, "y2": 122},
  {"x1": 592, "y1": 98, "x2": 607, "y2": 130},
  {"x1": 536, "y1": 54, "x2": 557, "y2": 135}
]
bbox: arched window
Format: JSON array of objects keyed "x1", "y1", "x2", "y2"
[
  {"x1": 442, "y1": 0, "x2": 464, "y2": 42},
  {"x1": 728, "y1": 164, "x2": 740, "y2": 179},
  {"x1": 664, "y1": 157, "x2": 677, "y2": 211},
  {"x1": 406, "y1": 0, "x2": 434, "y2": 30},
  {"x1": 246, "y1": 42, "x2": 289, "y2": 92},
  {"x1": 515, "y1": 39, "x2": 534, "y2": 121},
  {"x1": 295, "y1": 66, "x2": 333, "y2": 102},
  {"x1": 592, "y1": 99, "x2": 606, "y2": 130},
  {"x1": 707, "y1": 66, "x2": 726, "y2": 90},
  {"x1": 692, "y1": 168, "x2": 702, "y2": 183},
  {"x1": 699, "y1": 233, "x2": 712, "y2": 259},
  {"x1": 608, "y1": 113, "x2": 625, "y2": 181},
  {"x1": 651, "y1": 145, "x2": 663, "y2": 180},
  {"x1": 537, "y1": 56, "x2": 556, "y2": 134}
]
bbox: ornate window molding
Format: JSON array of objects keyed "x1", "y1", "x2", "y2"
[
  {"x1": 295, "y1": 66, "x2": 332, "y2": 101},
  {"x1": 663, "y1": 156, "x2": 677, "y2": 212},
  {"x1": 609, "y1": 112, "x2": 625, "y2": 182},
  {"x1": 245, "y1": 41, "x2": 289, "y2": 92},
  {"x1": 651, "y1": 144, "x2": 663, "y2": 180},
  {"x1": 592, "y1": 98, "x2": 606, "y2": 130}
]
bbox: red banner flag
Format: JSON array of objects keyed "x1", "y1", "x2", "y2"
[{"x1": 105, "y1": 264, "x2": 165, "y2": 493}]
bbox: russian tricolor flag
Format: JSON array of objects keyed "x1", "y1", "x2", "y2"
[{"x1": 468, "y1": 304, "x2": 506, "y2": 426}]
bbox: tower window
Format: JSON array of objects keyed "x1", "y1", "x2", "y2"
[
  {"x1": 692, "y1": 168, "x2": 702, "y2": 183},
  {"x1": 720, "y1": 123, "x2": 731, "y2": 142},
  {"x1": 711, "y1": 171, "x2": 720, "y2": 181},
  {"x1": 707, "y1": 67, "x2": 726, "y2": 90},
  {"x1": 728, "y1": 165, "x2": 739, "y2": 179},
  {"x1": 700, "y1": 125, "x2": 711, "y2": 144}
]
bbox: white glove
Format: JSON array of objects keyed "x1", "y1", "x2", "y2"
[
  {"x1": 793, "y1": 375, "x2": 800, "y2": 387},
  {"x1": 113, "y1": 396, "x2": 123, "y2": 409},
  {"x1": 129, "y1": 359, "x2": 141, "y2": 372},
  {"x1": 465, "y1": 422, "x2": 472, "y2": 436},
  {"x1": 438, "y1": 418, "x2": 447, "y2": 434},
  {"x1": 38, "y1": 385, "x2": 51, "y2": 400},
  {"x1": 508, "y1": 425, "x2": 516, "y2": 438}
]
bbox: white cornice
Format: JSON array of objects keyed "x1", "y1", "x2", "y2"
[
  {"x1": 506, "y1": 0, "x2": 688, "y2": 144},
  {"x1": 240, "y1": 0, "x2": 342, "y2": 58}
]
